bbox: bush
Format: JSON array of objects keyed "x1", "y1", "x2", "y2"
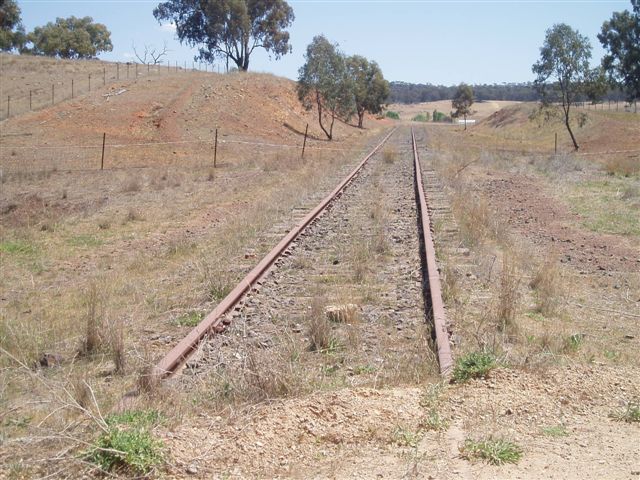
[
  {"x1": 87, "y1": 410, "x2": 164, "y2": 474},
  {"x1": 385, "y1": 111, "x2": 400, "y2": 120},
  {"x1": 412, "y1": 113, "x2": 429, "y2": 122}
]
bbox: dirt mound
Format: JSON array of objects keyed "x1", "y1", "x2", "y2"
[
  {"x1": 479, "y1": 104, "x2": 527, "y2": 128},
  {"x1": 1, "y1": 58, "x2": 376, "y2": 172}
]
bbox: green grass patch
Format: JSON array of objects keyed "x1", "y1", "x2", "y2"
[
  {"x1": 567, "y1": 178, "x2": 640, "y2": 237},
  {"x1": 175, "y1": 311, "x2": 204, "y2": 327},
  {"x1": 68, "y1": 234, "x2": 104, "y2": 248},
  {"x1": 87, "y1": 410, "x2": 164, "y2": 474},
  {"x1": 0, "y1": 240, "x2": 37, "y2": 255},
  {"x1": 564, "y1": 333, "x2": 584, "y2": 351},
  {"x1": 461, "y1": 437, "x2": 523, "y2": 465},
  {"x1": 525, "y1": 311, "x2": 546, "y2": 322},
  {"x1": 353, "y1": 364, "x2": 375, "y2": 375},
  {"x1": 412, "y1": 113, "x2": 429, "y2": 122},
  {"x1": 392, "y1": 426, "x2": 422, "y2": 448},
  {"x1": 385, "y1": 111, "x2": 400, "y2": 120},
  {"x1": 106, "y1": 410, "x2": 163, "y2": 428},
  {"x1": 542, "y1": 425, "x2": 568, "y2": 437},
  {"x1": 452, "y1": 352, "x2": 497, "y2": 383},
  {"x1": 87, "y1": 427, "x2": 163, "y2": 474}
]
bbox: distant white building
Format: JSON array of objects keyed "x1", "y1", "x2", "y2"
[{"x1": 457, "y1": 119, "x2": 476, "y2": 125}]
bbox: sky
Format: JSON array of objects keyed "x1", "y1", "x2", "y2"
[{"x1": 16, "y1": 0, "x2": 632, "y2": 85}]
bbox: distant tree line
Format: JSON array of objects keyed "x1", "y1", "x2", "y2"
[{"x1": 389, "y1": 81, "x2": 629, "y2": 104}]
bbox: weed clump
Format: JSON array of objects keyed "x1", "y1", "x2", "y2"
[
  {"x1": 452, "y1": 351, "x2": 496, "y2": 383},
  {"x1": 461, "y1": 437, "x2": 522, "y2": 465},
  {"x1": 87, "y1": 410, "x2": 164, "y2": 474},
  {"x1": 609, "y1": 399, "x2": 640, "y2": 423}
]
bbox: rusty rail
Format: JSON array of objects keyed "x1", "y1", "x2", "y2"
[
  {"x1": 153, "y1": 128, "x2": 397, "y2": 379},
  {"x1": 411, "y1": 128, "x2": 454, "y2": 376}
]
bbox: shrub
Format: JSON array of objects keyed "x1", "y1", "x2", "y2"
[
  {"x1": 385, "y1": 111, "x2": 400, "y2": 120},
  {"x1": 87, "y1": 410, "x2": 164, "y2": 474},
  {"x1": 412, "y1": 113, "x2": 429, "y2": 122},
  {"x1": 452, "y1": 351, "x2": 496, "y2": 383}
]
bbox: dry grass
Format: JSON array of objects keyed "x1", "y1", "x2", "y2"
[
  {"x1": 604, "y1": 156, "x2": 640, "y2": 177},
  {"x1": 307, "y1": 297, "x2": 334, "y2": 352},
  {"x1": 529, "y1": 257, "x2": 564, "y2": 317},
  {"x1": 382, "y1": 147, "x2": 397, "y2": 164},
  {"x1": 495, "y1": 254, "x2": 521, "y2": 334},
  {"x1": 81, "y1": 280, "x2": 108, "y2": 356}
]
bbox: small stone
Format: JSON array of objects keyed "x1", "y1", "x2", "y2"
[
  {"x1": 186, "y1": 465, "x2": 198, "y2": 475},
  {"x1": 39, "y1": 353, "x2": 64, "y2": 368}
]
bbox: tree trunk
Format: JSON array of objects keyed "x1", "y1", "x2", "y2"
[
  {"x1": 316, "y1": 92, "x2": 331, "y2": 140},
  {"x1": 562, "y1": 104, "x2": 579, "y2": 150},
  {"x1": 357, "y1": 107, "x2": 365, "y2": 129},
  {"x1": 328, "y1": 108, "x2": 336, "y2": 141}
]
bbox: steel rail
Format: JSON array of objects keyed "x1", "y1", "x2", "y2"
[
  {"x1": 153, "y1": 128, "x2": 397, "y2": 379},
  {"x1": 411, "y1": 128, "x2": 454, "y2": 376}
]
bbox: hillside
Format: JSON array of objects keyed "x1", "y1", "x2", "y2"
[
  {"x1": 1, "y1": 53, "x2": 379, "y2": 174},
  {"x1": 471, "y1": 102, "x2": 640, "y2": 155}
]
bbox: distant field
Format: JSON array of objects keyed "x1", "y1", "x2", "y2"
[{"x1": 388, "y1": 100, "x2": 521, "y2": 121}]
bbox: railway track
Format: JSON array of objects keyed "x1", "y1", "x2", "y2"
[{"x1": 153, "y1": 126, "x2": 452, "y2": 394}]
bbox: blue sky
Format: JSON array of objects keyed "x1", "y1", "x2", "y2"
[{"x1": 17, "y1": 0, "x2": 631, "y2": 85}]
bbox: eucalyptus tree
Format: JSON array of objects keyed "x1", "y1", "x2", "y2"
[
  {"x1": 598, "y1": 0, "x2": 640, "y2": 105},
  {"x1": 346, "y1": 55, "x2": 389, "y2": 128},
  {"x1": 297, "y1": 35, "x2": 355, "y2": 140},
  {"x1": 28, "y1": 17, "x2": 112, "y2": 59},
  {"x1": 153, "y1": 0, "x2": 294, "y2": 71},
  {"x1": 532, "y1": 23, "x2": 592, "y2": 150},
  {"x1": 0, "y1": 0, "x2": 24, "y2": 51},
  {"x1": 451, "y1": 83, "x2": 474, "y2": 130}
]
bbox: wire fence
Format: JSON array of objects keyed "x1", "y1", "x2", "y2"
[
  {"x1": 0, "y1": 129, "x2": 369, "y2": 178},
  {"x1": 0, "y1": 59, "x2": 223, "y2": 121},
  {"x1": 574, "y1": 99, "x2": 638, "y2": 113}
]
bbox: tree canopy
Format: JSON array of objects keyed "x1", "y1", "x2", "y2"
[
  {"x1": 297, "y1": 35, "x2": 355, "y2": 140},
  {"x1": 153, "y1": 0, "x2": 294, "y2": 71},
  {"x1": 451, "y1": 83, "x2": 474, "y2": 129},
  {"x1": 598, "y1": 0, "x2": 640, "y2": 103},
  {"x1": 346, "y1": 55, "x2": 389, "y2": 128},
  {"x1": 0, "y1": 0, "x2": 25, "y2": 51},
  {"x1": 27, "y1": 16, "x2": 112, "y2": 59},
  {"x1": 532, "y1": 23, "x2": 592, "y2": 150}
]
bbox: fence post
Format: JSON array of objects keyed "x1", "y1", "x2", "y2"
[
  {"x1": 301, "y1": 123, "x2": 309, "y2": 159},
  {"x1": 6, "y1": 96, "x2": 10, "y2": 118},
  {"x1": 103, "y1": 67, "x2": 106, "y2": 85},
  {"x1": 117, "y1": 63, "x2": 120, "y2": 80},
  {"x1": 52, "y1": 84, "x2": 54, "y2": 105},
  {"x1": 147, "y1": 63, "x2": 150, "y2": 74},
  {"x1": 101, "y1": 132, "x2": 106, "y2": 170},
  {"x1": 89, "y1": 74, "x2": 92, "y2": 92},
  {"x1": 214, "y1": 128, "x2": 218, "y2": 168},
  {"x1": 29, "y1": 90, "x2": 32, "y2": 110},
  {"x1": 72, "y1": 78, "x2": 74, "y2": 98},
  {"x1": 554, "y1": 132, "x2": 557, "y2": 154}
]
